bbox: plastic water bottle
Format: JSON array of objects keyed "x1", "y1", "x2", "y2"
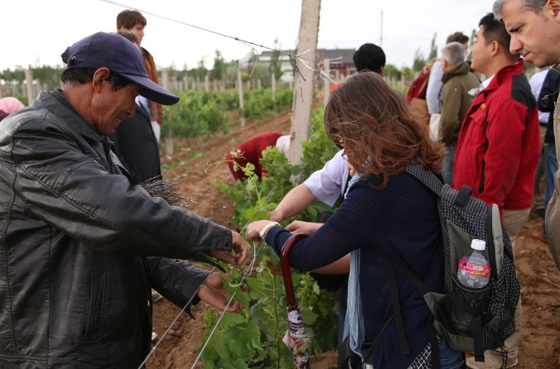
[
  {"x1": 457, "y1": 239, "x2": 491, "y2": 288},
  {"x1": 452, "y1": 239, "x2": 491, "y2": 335}
]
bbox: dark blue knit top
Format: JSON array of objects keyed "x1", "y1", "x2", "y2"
[{"x1": 266, "y1": 172, "x2": 443, "y2": 368}]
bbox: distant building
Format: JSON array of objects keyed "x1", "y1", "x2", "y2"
[{"x1": 256, "y1": 48, "x2": 356, "y2": 82}]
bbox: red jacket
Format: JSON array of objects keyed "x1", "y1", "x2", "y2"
[
  {"x1": 227, "y1": 132, "x2": 284, "y2": 181},
  {"x1": 453, "y1": 61, "x2": 540, "y2": 213}
]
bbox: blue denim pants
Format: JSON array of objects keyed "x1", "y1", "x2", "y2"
[
  {"x1": 544, "y1": 144, "x2": 558, "y2": 237},
  {"x1": 438, "y1": 337, "x2": 465, "y2": 369}
]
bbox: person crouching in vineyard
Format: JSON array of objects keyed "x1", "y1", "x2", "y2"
[
  {"x1": 227, "y1": 132, "x2": 290, "y2": 182},
  {"x1": 247, "y1": 72, "x2": 464, "y2": 368}
]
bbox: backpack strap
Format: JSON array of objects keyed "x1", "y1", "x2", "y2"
[
  {"x1": 485, "y1": 204, "x2": 498, "y2": 280},
  {"x1": 405, "y1": 162, "x2": 444, "y2": 197},
  {"x1": 382, "y1": 257, "x2": 410, "y2": 355},
  {"x1": 454, "y1": 186, "x2": 473, "y2": 208},
  {"x1": 380, "y1": 253, "x2": 442, "y2": 369}
]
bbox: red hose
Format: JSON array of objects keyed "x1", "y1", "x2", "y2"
[{"x1": 280, "y1": 233, "x2": 309, "y2": 309}]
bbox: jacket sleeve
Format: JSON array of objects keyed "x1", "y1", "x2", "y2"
[
  {"x1": 146, "y1": 257, "x2": 210, "y2": 309},
  {"x1": 426, "y1": 61, "x2": 443, "y2": 114},
  {"x1": 439, "y1": 81, "x2": 463, "y2": 146},
  {"x1": 478, "y1": 98, "x2": 531, "y2": 210},
  {"x1": 11, "y1": 119, "x2": 231, "y2": 259}
]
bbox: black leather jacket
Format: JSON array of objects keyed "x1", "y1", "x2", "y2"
[{"x1": 0, "y1": 90, "x2": 232, "y2": 368}]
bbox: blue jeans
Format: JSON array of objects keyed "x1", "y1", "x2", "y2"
[
  {"x1": 439, "y1": 337, "x2": 465, "y2": 369},
  {"x1": 337, "y1": 277, "x2": 348, "y2": 347},
  {"x1": 442, "y1": 145, "x2": 456, "y2": 185},
  {"x1": 544, "y1": 144, "x2": 558, "y2": 237}
]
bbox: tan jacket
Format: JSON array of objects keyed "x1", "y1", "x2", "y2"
[
  {"x1": 545, "y1": 83, "x2": 560, "y2": 269},
  {"x1": 141, "y1": 47, "x2": 163, "y2": 124},
  {"x1": 438, "y1": 62, "x2": 480, "y2": 146}
]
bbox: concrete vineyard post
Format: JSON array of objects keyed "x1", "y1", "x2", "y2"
[{"x1": 289, "y1": 0, "x2": 321, "y2": 165}]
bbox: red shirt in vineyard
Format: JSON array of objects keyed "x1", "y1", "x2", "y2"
[{"x1": 227, "y1": 132, "x2": 285, "y2": 181}]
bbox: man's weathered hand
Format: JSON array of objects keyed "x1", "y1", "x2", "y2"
[
  {"x1": 197, "y1": 272, "x2": 242, "y2": 312},
  {"x1": 209, "y1": 231, "x2": 250, "y2": 266}
]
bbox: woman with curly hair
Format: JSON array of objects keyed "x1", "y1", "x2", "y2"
[{"x1": 247, "y1": 72, "x2": 464, "y2": 368}]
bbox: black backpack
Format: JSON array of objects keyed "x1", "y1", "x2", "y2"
[{"x1": 365, "y1": 164, "x2": 521, "y2": 368}]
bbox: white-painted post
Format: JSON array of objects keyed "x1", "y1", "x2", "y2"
[
  {"x1": 204, "y1": 74, "x2": 210, "y2": 91},
  {"x1": 289, "y1": 0, "x2": 321, "y2": 165},
  {"x1": 323, "y1": 58, "x2": 331, "y2": 106},
  {"x1": 161, "y1": 68, "x2": 173, "y2": 157},
  {"x1": 161, "y1": 68, "x2": 170, "y2": 93},
  {"x1": 237, "y1": 69, "x2": 246, "y2": 127},
  {"x1": 25, "y1": 69, "x2": 34, "y2": 105},
  {"x1": 271, "y1": 73, "x2": 277, "y2": 100},
  {"x1": 183, "y1": 76, "x2": 188, "y2": 91}
]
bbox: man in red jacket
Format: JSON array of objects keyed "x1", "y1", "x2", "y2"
[{"x1": 453, "y1": 13, "x2": 540, "y2": 369}]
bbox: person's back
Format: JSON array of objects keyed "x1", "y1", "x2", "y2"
[
  {"x1": 426, "y1": 32, "x2": 471, "y2": 115},
  {"x1": 227, "y1": 132, "x2": 285, "y2": 181},
  {"x1": 440, "y1": 64, "x2": 480, "y2": 146},
  {"x1": 110, "y1": 98, "x2": 161, "y2": 184}
]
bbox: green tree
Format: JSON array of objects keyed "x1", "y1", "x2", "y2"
[
  {"x1": 428, "y1": 33, "x2": 438, "y2": 60},
  {"x1": 210, "y1": 50, "x2": 225, "y2": 81},
  {"x1": 269, "y1": 39, "x2": 284, "y2": 81},
  {"x1": 401, "y1": 66, "x2": 415, "y2": 81},
  {"x1": 383, "y1": 64, "x2": 401, "y2": 80},
  {"x1": 193, "y1": 57, "x2": 207, "y2": 81},
  {"x1": 412, "y1": 48, "x2": 426, "y2": 72},
  {"x1": 467, "y1": 29, "x2": 476, "y2": 62}
]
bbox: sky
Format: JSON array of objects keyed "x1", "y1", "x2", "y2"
[{"x1": 1, "y1": 0, "x2": 495, "y2": 71}]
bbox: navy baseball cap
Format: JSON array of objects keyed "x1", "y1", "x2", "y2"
[{"x1": 62, "y1": 32, "x2": 179, "y2": 105}]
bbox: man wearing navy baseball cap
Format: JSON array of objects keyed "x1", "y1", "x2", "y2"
[{"x1": 0, "y1": 32, "x2": 249, "y2": 367}]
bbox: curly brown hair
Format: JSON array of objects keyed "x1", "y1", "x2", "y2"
[{"x1": 325, "y1": 72, "x2": 443, "y2": 189}]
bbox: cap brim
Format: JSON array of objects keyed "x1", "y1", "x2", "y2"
[{"x1": 121, "y1": 74, "x2": 180, "y2": 105}]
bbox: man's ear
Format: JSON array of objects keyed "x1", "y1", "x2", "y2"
[
  {"x1": 549, "y1": 0, "x2": 560, "y2": 21},
  {"x1": 92, "y1": 68, "x2": 111, "y2": 93},
  {"x1": 490, "y1": 40, "x2": 500, "y2": 57}
]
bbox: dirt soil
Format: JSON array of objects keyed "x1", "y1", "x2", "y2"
[{"x1": 147, "y1": 112, "x2": 560, "y2": 369}]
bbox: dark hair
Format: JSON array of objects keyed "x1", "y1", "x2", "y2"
[
  {"x1": 117, "y1": 31, "x2": 139, "y2": 45},
  {"x1": 325, "y1": 72, "x2": 443, "y2": 189},
  {"x1": 116, "y1": 10, "x2": 147, "y2": 30},
  {"x1": 446, "y1": 32, "x2": 469, "y2": 45},
  {"x1": 479, "y1": 13, "x2": 518, "y2": 59},
  {"x1": 353, "y1": 43, "x2": 386, "y2": 73}
]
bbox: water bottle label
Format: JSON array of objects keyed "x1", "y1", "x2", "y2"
[{"x1": 458, "y1": 257, "x2": 491, "y2": 279}]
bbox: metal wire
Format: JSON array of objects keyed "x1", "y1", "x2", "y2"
[
  {"x1": 137, "y1": 267, "x2": 215, "y2": 369},
  {"x1": 189, "y1": 242, "x2": 263, "y2": 369}
]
